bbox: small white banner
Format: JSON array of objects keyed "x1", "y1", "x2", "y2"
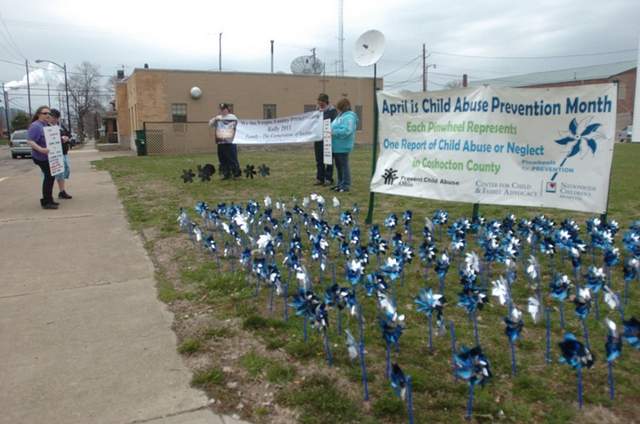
[
  {"x1": 323, "y1": 118, "x2": 332, "y2": 165},
  {"x1": 370, "y1": 84, "x2": 617, "y2": 214},
  {"x1": 234, "y1": 111, "x2": 323, "y2": 144},
  {"x1": 44, "y1": 125, "x2": 65, "y2": 176}
]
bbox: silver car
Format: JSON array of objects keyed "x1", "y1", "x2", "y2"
[{"x1": 10, "y1": 130, "x2": 31, "y2": 159}]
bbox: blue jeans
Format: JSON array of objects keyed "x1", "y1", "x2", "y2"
[
  {"x1": 333, "y1": 152, "x2": 351, "y2": 190},
  {"x1": 55, "y1": 155, "x2": 71, "y2": 181}
]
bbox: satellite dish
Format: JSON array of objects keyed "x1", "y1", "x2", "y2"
[
  {"x1": 290, "y1": 55, "x2": 325, "y2": 74},
  {"x1": 190, "y1": 86, "x2": 202, "y2": 99},
  {"x1": 354, "y1": 30, "x2": 385, "y2": 66}
]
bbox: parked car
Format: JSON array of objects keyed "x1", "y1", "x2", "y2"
[
  {"x1": 10, "y1": 130, "x2": 31, "y2": 159},
  {"x1": 618, "y1": 126, "x2": 633, "y2": 142}
]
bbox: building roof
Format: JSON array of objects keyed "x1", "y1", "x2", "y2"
[
  {"x1": 130, "y1": 67, "x2": 376, "y2": 81},
  {"x1": 470, "y1": 60, "x2": 636, "y2": 88}
]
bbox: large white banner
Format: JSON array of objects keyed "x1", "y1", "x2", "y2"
[
  {"x1": 370, "y1": 84, "x2": 617, "y2": 213},
  {"x1": 43, "y1": 125, "x2": 65, "y2": 176},
  {"x1": 234, "y1": 111, "x2": 323, "y2": 144}
]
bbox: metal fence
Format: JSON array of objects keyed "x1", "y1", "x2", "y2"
[{"x1": 143, "y1": 121, "x2": 214, "y2": 155}]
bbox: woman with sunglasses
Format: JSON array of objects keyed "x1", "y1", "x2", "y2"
[{"x1": 27, "y1": 106, "x2": 58, "y2": 209}]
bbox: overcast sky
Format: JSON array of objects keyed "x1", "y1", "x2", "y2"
[{"x1": 0, "y1": 0, "x2": 638, "y2": 112}]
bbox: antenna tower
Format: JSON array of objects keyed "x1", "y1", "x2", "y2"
[{"x1": 338, "y1": 0, "x2": 344, "y2": 76}]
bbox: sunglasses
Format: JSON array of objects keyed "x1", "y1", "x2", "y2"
[{"x1": 40, "y1": 112, "x2": 51, "y2": 115}]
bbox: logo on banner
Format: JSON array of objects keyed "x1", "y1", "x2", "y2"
[
  {"x1": 551, "y1": 117, "x2": 602, "y2": 181},
  {"x1": 382, "y1": 168, "x2": 399, "y2": 185},
  {"x1": 545, "y1": 181, "x2": 557, "y2": 193}
]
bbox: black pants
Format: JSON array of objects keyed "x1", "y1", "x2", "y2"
[
  {"x1": 217, "y1": 143, "x2": 241, "y2": 178},
  {"x1": 314, "y1": 141, "x2": 333, "y2": 183},
  {"x1": 33, "y1": 158, "x2": 55, "y2": 205}
]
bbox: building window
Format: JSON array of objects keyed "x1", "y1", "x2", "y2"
[
  {"x1": 355, "y1": 105, "x2": 363, "y2": 130},
  {"x1": 304, "y1": 104, "x2": 316, "y2": 113},
  {"x1": 263, "y1": 104, "x2": 277, "y2": 119},
  {"x1": 171, "y1": 103, "x2": 187, "y2": 122}
]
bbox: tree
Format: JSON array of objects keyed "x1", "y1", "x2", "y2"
[
  {"x1": 11, "y1": 112, "x2": 29, "y2": 130},
  {"x1": 67, "y1": 61, "x2": 103, "y2": 141}
]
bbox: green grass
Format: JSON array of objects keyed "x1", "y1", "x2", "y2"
[
  {"x1": 95, "y1": 143, "x2": 640, "y2": 424},
  {"x1": 192, "y1": 366, "x2": 225, "y2": 387},
  {"x1": 276, "y1": 374, "x2": 361, "y2": 424},
  {"x1": 177, "y1": 338, "x2": 202, "y2": 355},
  {"x1": 240, "y1": 350, "x2": 271, "y2": 378}
]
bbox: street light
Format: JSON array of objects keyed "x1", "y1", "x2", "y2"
[{"x1": 35, "y1": 59, "x2": 72, "y2": 132}]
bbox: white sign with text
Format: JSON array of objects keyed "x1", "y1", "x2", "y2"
[
  {"x1": 234, "y1": 111, "x2": 323, "y2": 144},
  {"x1": 323, "y1": 119, "x2": 332, "y2": 165},
  {"x1": 44, "y1": 125, "x2": 65, "y2": 176}
]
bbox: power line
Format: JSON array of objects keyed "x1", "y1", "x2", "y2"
[
  {"x1": 430, "y1": 48, "x2": 637, "y2": 60},
  {"x1": 381, "y1": 55, "x2": 421, "y2": 78},
  {"x1": 0, "y1": 12, "x2": 25, "y2": 60}
]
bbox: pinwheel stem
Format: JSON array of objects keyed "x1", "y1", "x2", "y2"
[
  {"x1": 466, "y1": 384, "x2": 475, "y2": 420},
  {"x1": 582, "y1": 318, "x2": 590, "y2": 350},
  {"x1": 385, "y1": 342, "x2": 391, "y2": 380},
  {"x1": 359, "y1": 342, "x2": 369, "y2": 401},
  {"x1": 545, "y1": 307, "x2": 552, "y2": 364},
  {"x1": 283, "y1": 283, "x2": 289, "y2": 321},
  {"x1": 594, "y1": 293, "x2": 600, "y2": 320},
  {"x1": 268, "y1": 285, "x2": 274, "y2": 313},
  {"x1": 559, "y1": 302, "x2": 566, "y2": 330},
  {"x1": 439, "y1": 275, "x2": 445, "y2": 295},
  {"x1": 357, "y1": 304, "x2": 365, "y2": 345},
  {"x1": 323, "y1": 328, "x2": 333, "y2": 366},
  {"x1": 331, "y1": 262, "x2": 337, "y2": 285},
  {"x1": 509, "y1": 339, "x2": 517, "y2": 375},
  {"x1": 471, "y1": 311, "x2": 480, "y2": 346},
  {"x1": 427, "y1": 314, "x2": 433, "y2": 352},
  {"x1": 577, "y1": 367, "x2": 584, "y2": 409},
  {"x1": 337, "y1": 309, "x2": 343, "y2": 334},
  {"x1": 608, "y1": 361, "x2": 615, "y2": 400},
  {"x1": 407, "y1": 376, "x2": 415, "y2": 424},
  {"x1": 450, "y1": 320, "x2": 458, "y2": 380},
  {"x1": 624, "y1": 280, "x2": 630, "y2": 307},
  {"x1": 303, "y1": 316, "x2": 308, "y2": 342}
]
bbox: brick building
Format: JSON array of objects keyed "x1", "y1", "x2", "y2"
[
  {"x1": 115, "y1": 68, "x2": 380, "y2": 154},
  {"x1": 472, "y1": 61, "x2": 636, "y2": 136}
]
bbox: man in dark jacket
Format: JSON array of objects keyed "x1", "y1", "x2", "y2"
[
  {"x1": 49, "y1": 109, "x2": 73, "y2": 199},
  {"x1": 313, "y1": 93, "x2": 337, "y2": 186}
]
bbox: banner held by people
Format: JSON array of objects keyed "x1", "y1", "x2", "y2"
[
  {"x1": 370, "y1": 84, "x2": 617, "y2": 214},
  {"x1": 234, "y1": 111, "x2": 323, "y2": 145},
  {"x1": 43, "y1": 125, "x2": 65, "y2": 176}
]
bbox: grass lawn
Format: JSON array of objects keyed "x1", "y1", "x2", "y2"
[{"x1": 95, "y1": 143, "x2": 640, "y2": 423}]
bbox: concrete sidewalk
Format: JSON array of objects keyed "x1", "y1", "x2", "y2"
[{"x1": 0, "y1": 145, "x2": 247, "y2": 424}]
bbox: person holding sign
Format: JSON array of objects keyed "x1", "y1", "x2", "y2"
[
  {"x1": 209, "y1": 103, "x2": 241, "y2": 180},
  {"x1": 331, "y1": 98, "x2": 359, "y2": 193},
  {"x1": 26, "y1": 106, "x2": 58, "y2": 209},
  {"x1": 49, "y1": 109, "x2": 73, "y2": 199},
  {"x1": 313, "y1": 93, "x2": 337, "y2": 186}
]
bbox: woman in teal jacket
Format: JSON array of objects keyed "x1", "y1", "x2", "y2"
[{"x1": 331, "y1": 98, "x2": 359, "y2": 192}]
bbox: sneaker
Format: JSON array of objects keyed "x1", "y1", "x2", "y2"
[
  {"x1": 313, "y1": 180, "x2": 324, "y2": 186},
  {"x1": 59, "y1": 191, "x2": 73, "y2": 199},
  {"x1": 330, "y1": 186, "x2": 340, "y2": 191},
  {"x1": 337, "y1": 187, "x2": 350, "y2": 193},
  {"x1": 42, "y1": 203, "x2": 59, "y2": 210},
  {"x1": 324, "y1": 180, "x2": 334, "y2": 186}
]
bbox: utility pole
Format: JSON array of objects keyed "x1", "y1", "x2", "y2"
[
  {"x1": 2, "y1": 83, "x2": 11, "y2": 135},
  {"x1": 25, "y1": 60, "x2": 32, "y2": 116},
  {"x1": 270, "y1": 40, "x2": 274, "y2": 73},
  {"x1": 311, "y1": 48, "x2": 317, "y2": 69},
  {"x1": 463, "y1": 74, "x2": 468, "y2": 88},
  {"x1": 47, "y1": 82, "x2": 51, "y2": 105},
  {"x1": 218, "y1": 32, "x2": 223, "y2": 71},
  {"x1": 422, "y1": 44, "x2": 426, "y2": 91}
]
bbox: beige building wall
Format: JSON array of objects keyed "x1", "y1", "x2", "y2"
[{"x1": 117, "y1": 68, "x2": 380, "y2": 154}]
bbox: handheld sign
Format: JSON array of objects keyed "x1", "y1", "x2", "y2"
[
  {"x1": 43, "y1": 125, "x2": 65, "y2": 176},
  {"x1": 323, "y1": 119, "x2": 332, "y2": 165}
]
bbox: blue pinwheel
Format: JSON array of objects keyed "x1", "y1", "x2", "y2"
[
  {"x1": 454, "y1": 346, "x2": 492, "y2": 419},
  {"x1": 379, "y1": 315, "x2": 404, "y2": 378},
  {"x1": 415, "y1": 288, "x2": 446, "y2": 351},
  {"x1": 558, "y1": 332, "x2": 595, "y2": 409},
  {"x1": 623, "y1": 257, "x2": 639, "y2": 305},
  {"x1": 390, "y1": 363, "x2": 414, "y2": 424},
  {"x1": 504, "y1": 308, "x2": 524, "y2": 375},
  {"x1": 622, "y1": 317, "x2": 640, "y2": 349},
  {"x1": 381, "y1": 257, "x2": 402, "y2": 281},
  {"x1": 365, "y1": 272, "x2": 388, "y2": 297},
  {"x1": 434, "y1": 252, "x2": 451, "y2": 293},
  {"x1": 605, "y1": 319, "x2": 622, "y2": 400},
  {"x1": 458, "y1": 285, "x2": 488, "y2": 346},
  {"x1": 346, "y1": 259, "x2": 364, "y2": 286},
  {"x1": 551, "y1": 118, "x2": 601, "y2": 181},
  {"x1": 550, "y1": 273, "x2": 572, "y2": 329}
]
